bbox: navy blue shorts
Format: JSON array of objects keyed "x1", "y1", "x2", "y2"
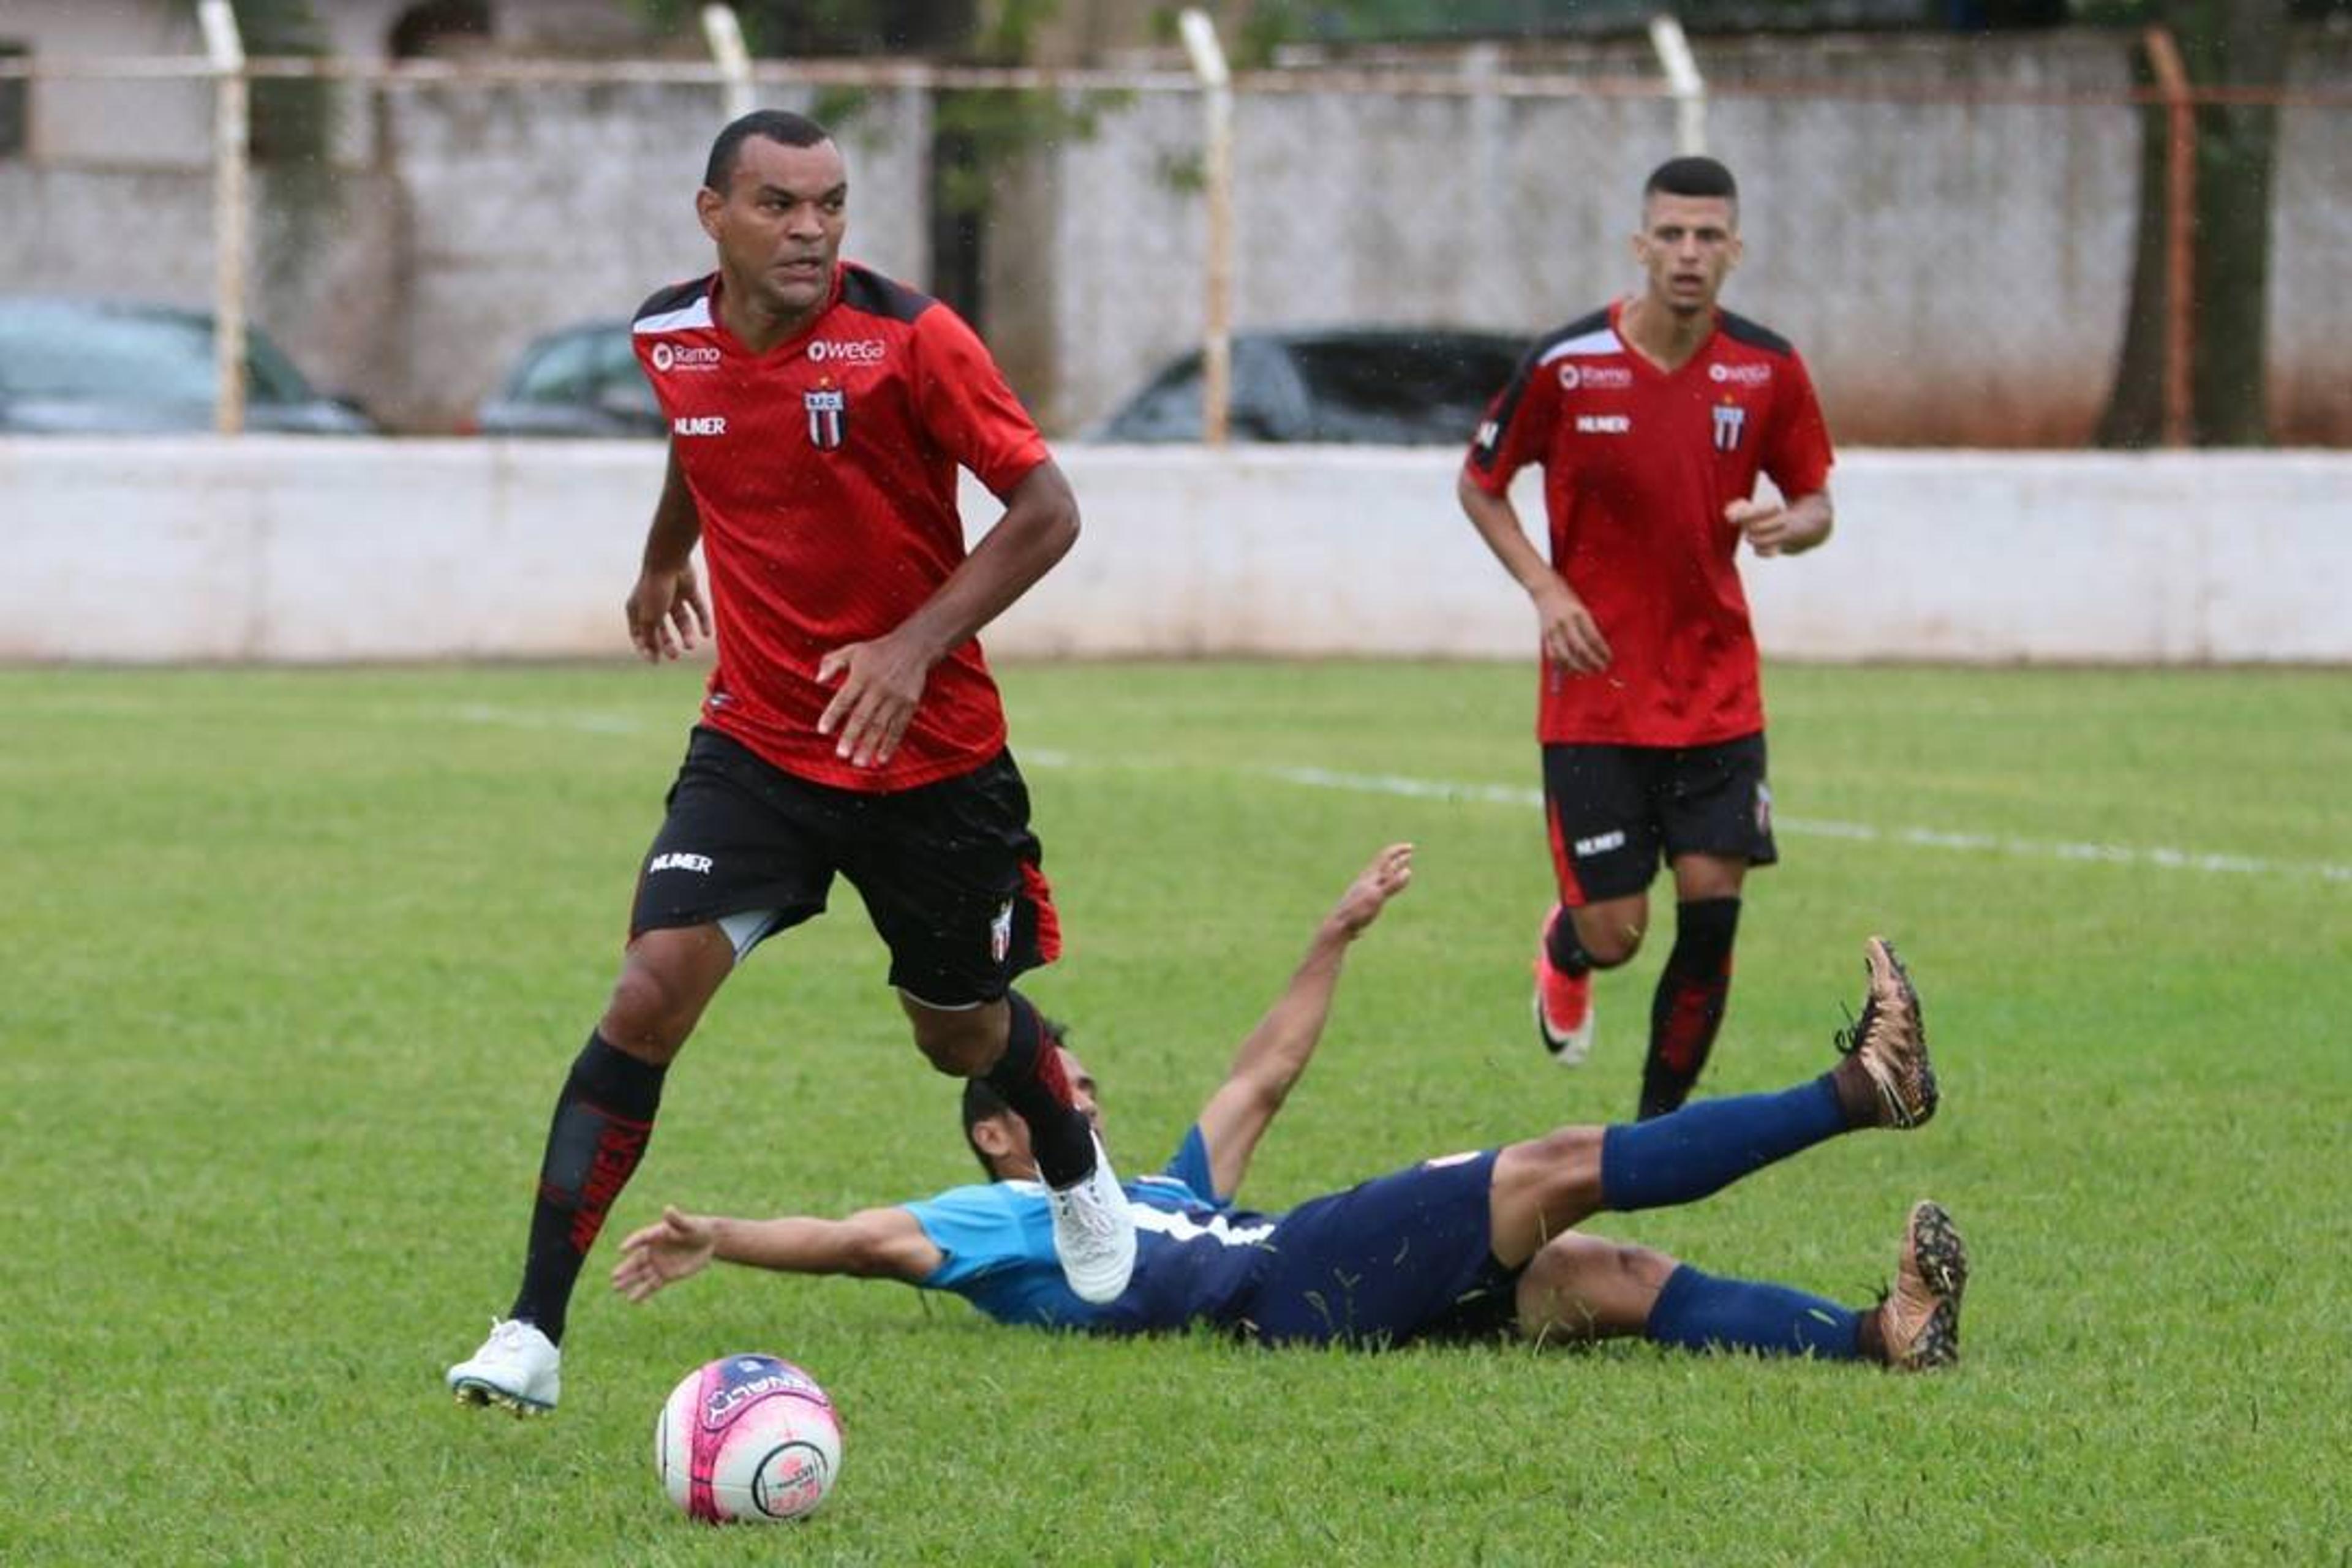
[
  {"x1": 1232, "y1": 1151, "x2": 1521, "y2": 1348},
  {"x1": 630, "y1": 727, "x2": 1058, "y2": 1006}
]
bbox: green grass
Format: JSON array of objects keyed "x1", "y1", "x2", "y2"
[{"x1": 2, "y1": 660, "x2": 2346, "y2": 1566}]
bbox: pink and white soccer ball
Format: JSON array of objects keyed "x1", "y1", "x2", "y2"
[{"x1": 655, "y1": 1353, "x2": 842, "y2": 1523}]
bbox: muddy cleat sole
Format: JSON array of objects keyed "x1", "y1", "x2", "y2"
[
  {"x1": 1880, "y1": 1200, "x2": 1967, "y2": 1372},
  {"x1": 1837, "y1": 936, "x2": 1936, "y2": 1128}
]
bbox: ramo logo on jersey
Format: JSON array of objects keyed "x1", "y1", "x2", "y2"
[
  {"x1": 805, "y1": 380, "x2": 848, "y2": 450},
  {"x1": 1560, "y1": 362, "x2": 1632, "y2": 390},
  {"x1": 651, "y1": 342, "x2": 722, "y2": 374}
]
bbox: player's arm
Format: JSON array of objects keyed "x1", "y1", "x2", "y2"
[
  {"x1": 611, "y1": 1203, "x2": 944, "y2": 1303},
  {"x1": 815, "y1": 456, "x2": 1079, "y2": 769},
  {"x1": 625, "y1": 441, "x2": 714, "y2": 662},
  {"x1": 1193, "y1": 843, "x2": 1415, "y2": 1199},
  {"x1": 1456, "y1": 473, "x2": 1609, "y2": 673}
]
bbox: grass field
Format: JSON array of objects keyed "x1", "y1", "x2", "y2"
[{"x1": 2, "y1": 659, "x2": 2346, "y2": 1566}]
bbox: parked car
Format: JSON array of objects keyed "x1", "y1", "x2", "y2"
[
  {"x1": 470, "y1": 320, "x2": 663, "y2": 437},
  {"x1": 0, "y1": 296, "x2": 375, "y2": 434},
  {"x1": 1084, "y1": 327, "x2": 1528, "y2": 445}
]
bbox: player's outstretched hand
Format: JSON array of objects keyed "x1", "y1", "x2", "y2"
[
  {"x1": 626, "y1": 563, "x2": 712, "y2": 662},
  {"x1": 1330, "y1": 842, "x2": 1414, "y2": 939},
  {"x1": 815, "y1": 631, "x2": 933, "y2": 769},
  {"x1": 613, "y1": 1205, "x2": 717, "y2": 1303}
]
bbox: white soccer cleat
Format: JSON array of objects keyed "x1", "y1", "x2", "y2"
[
  {"x1": 1047, "y1": 1134, "x2": 1137, "y2": 1304},
  {"x1": 447, "y1": 1318, "x2": 561, "y2": 1415}
]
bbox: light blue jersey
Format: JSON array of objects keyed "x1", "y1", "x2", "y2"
[{"x1": 904, "y1": 1125, "x2": 1283, "y2": 1335}]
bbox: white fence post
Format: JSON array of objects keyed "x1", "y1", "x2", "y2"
[
  {"x1": 1648, "y1": 15, "x2": 1706, "y2": 156},
  {"x1": 196, "y1": 0, "x2": 247, "y2": 435},
  {"x1": 700, "y1": 4, "x2": 755, "y2": 123},
  {"x1": 1178, "y1": 8, "x2": 1232, "y2": 447}
]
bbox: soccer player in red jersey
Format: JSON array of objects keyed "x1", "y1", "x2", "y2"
[
  {"x1": 448, "y1": 110, "x2": 1132, "y2": 1414},
  {"x1": 1458, "y1": 156, "x2": 1836, "y2": 1120}
]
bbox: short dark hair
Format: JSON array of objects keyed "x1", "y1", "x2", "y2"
[
  {"x1": 703, "y1": 108, "x2": 832, "y2": 192},
  {"x1": 1643, "y1": 155, "x2": 1738, "y2": 205},
  {"x1": 957, "y1": 1014, "x2": 1072, "y2": 1180}
]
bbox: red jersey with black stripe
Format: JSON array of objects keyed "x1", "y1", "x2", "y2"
[
  {"x1": 1464, "y1": 299, "x2": 1833, "y2": 747},
  {"x1": 632, "y1": 263, "x2": 1051, "y2": 792}
]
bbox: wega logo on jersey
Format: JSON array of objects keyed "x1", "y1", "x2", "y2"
[
  {"x1": 807, "y1": 338, "x2": 887, "y2": 365},
  {"x1": 1558, "y1": 363, "x2": 1634, "y2": 390},
  {"x1": 650, "y1": 342, "x2": 723, "y2": 374},
  {"x1": 1575, "y1": 414, "x2": 1631, "y2": 434},
  {"x1": 672, "y1": 415, "x2": 727, "y2": 437},
  {"x1": 1709, "y1": 362, "x2": 1772, "y2": 386}
]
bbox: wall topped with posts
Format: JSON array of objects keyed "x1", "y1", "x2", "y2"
[{"x1": 4, "y1": 440, "x2": 2345, "y2": 665}]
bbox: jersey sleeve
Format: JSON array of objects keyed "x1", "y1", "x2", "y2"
[
  {"x1": 902, "y1": 1183, "x2": 1052, "y2": 1290},
  {"x1": 1462, "y1": 344, "x2": 1557, "y2": 496},
  {"x1": 1762, "y1": 350, "x2": 1834, "y2": 499},
  {"x1": 1155, "y1": 1124, "x2": 1228, "y2": 1208},
  {"x1": 910, "y1": 304, "x2": 1052, "y2": 499}
]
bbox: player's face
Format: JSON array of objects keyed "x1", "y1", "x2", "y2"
[
  {"x1": 1632, "y1": 192, "x2": 1741, "y2": 317},
  {"x1": 697, "y1": 135, "x2": 848, "y2": 323}
]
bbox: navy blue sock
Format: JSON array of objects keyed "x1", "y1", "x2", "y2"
[
  {"x1": 511, "y1": 1032, "x2": 666, "y2": 1346},
  {"x1": 1645, "y1": 1264, "x2": 1863, "y2": 1360},
  {"x1": 1599, "y1": 1076, "x2": 1845, "y2": 1211}
]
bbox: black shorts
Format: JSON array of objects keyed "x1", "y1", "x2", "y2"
[
  {"x1": 1542, "y1": 733, "x2": 1777, "y2": 907},
  {"x1": 1235, "y1": 1150, "x2": 1523, "y2": 1348},
  {"x1": 630, "y1": 727, "x2": 1059, "y2": 1006}
]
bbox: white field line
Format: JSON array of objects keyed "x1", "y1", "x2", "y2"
[
  {"x1": 432, "y1": 711, "x2": 2350, "y2": 886},
  {"x1": 1257, "y1": 764, "x2": 2352, "y2": 886}
]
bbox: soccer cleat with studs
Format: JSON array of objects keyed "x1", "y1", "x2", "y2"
[
  {"x1": 447, "y1": 1318, "x2": 561, "y2": 1415},
  {"x1": 1047, "y1": 1133, "x2": 1137, "y2": 1304},
  {"x1": 1534, "y1": 908, "x2": 1597, "y2": 1066},
  {"x1": 1835, "y1": 936, "x2": 1936, "y2": 1129},
  {"x1": 1877, "y1": 1200, "x2": 1967, "y2": 1372}
]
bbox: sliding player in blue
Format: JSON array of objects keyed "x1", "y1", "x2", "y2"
[{"x1": 616, "y1": 845, "x2": 1965, "y2": 1370}]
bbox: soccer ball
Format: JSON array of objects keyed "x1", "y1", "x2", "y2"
[{"x1": 655, "y1": 1354, "x2": 842, "y2": 1523}]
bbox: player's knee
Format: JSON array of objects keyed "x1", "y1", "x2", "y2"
[
  {"x1": 1580, "y1": 924, "x2": 1643, "y2": 967},
  {"x1": 601, "y1": 964, "x2": 698, "y2": 1060},
  {"x1": 909, "y1": 1008, "x2": 1000, "y2": 1078}
]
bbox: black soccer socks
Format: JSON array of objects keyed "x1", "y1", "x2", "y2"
[{"x1": 511, "y1": 1031, "x2": 666, "y2": 1345}]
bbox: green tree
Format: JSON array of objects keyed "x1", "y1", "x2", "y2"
[{"x1": 2098, "y1": 0, "x2": 2289, "y2": 447}]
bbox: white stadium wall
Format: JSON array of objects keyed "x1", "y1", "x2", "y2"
[{"x1": 3, "y1": 440, "x2": 2346, "y2": 665}]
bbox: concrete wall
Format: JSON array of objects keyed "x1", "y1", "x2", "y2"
[
  {"x1": 4, "y1": 21, "x2": 2347, "y2": 443},
  {"x1": 5, "y1": 439, "x2": 2345, "y2": 665}
]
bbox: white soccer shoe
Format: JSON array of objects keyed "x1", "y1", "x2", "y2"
[
  {"x1": 1047, "y1": 1134, "x2": 1137, "y2": 1304},
  {"x1": 447, "y1": 1318, "x2": 560, "y2": 1415}
]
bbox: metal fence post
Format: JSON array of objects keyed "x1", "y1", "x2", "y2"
[
  {"x1": 1179, "y1": 8, "x2": 1232, "y2": 448},
  {"x1": 1648, "y1": 15, "x2": 1706, "y2": 156},
  {"x1": 196, "y1": 0, "x2": 247, "y2": 435},
  {"x1": 2143, "y1": 25, "x2": 2195, "y2": 449},
  {"x1": 701, "y1": 5, "x2": 754, "y2": 124}
]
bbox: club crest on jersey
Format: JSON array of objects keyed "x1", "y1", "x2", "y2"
[
  {"x1": 1711, "y1": 400, "x2": 1747, "y2": 453},
  {"x1": 805, "y1": 379, "x2": 848, "y2": 450}
]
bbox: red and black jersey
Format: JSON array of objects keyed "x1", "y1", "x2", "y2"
[
  {"x1": 1464, "y1": 299, "x2": 1834, "y2": 748},
  {"x1": 632, "y1": 262, "x2": 1050, "y2": 792}
]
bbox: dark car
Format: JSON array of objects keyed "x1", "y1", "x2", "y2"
[
  {"x1": 1085, "y1": 327, "x2": 1528, "y2": 445},
  {"x1": 0, "y1": 296, "x2": 374, "y2": 434},
  {"x1": 471, "y1": 320, "x2": 662, "y2": 437}
]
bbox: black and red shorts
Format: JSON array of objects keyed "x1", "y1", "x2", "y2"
[
  {"x1": 1541, "y1": 731, "x2": 1777, "y2": 907},
  {"x1": 630, "y1": 726, "x2": 1059, "y2": 1006}
]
